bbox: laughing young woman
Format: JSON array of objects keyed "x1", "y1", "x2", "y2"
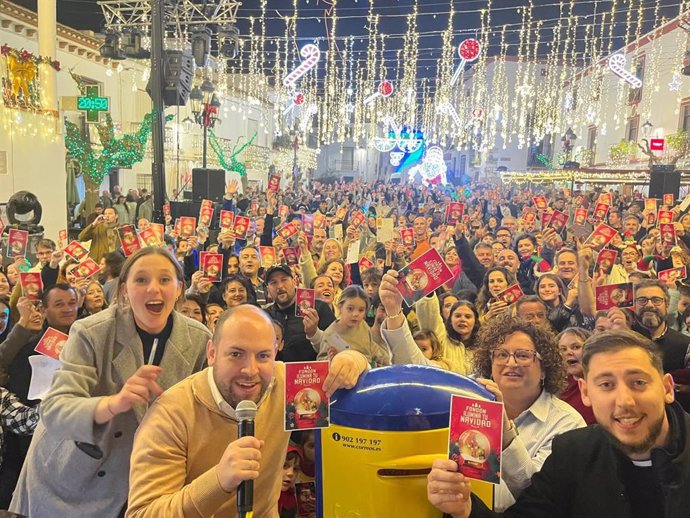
[{"x1": 10, "y1": 247, "x2": 211, "y2": 518}]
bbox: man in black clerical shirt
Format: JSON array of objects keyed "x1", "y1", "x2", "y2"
[{"x1": 427, "y1": 329, "x2": 690, "y2": 518}]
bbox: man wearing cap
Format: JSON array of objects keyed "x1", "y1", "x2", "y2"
[{"x1": 264, "y1": 265, "x2": 335, "y2": 362}]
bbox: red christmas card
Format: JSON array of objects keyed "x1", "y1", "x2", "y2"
[
  {"x1": 295, "y1": 288, "x2": 316, "y2": 317},
  {"x1": 592, "y1": 203, "x2": 610, "y2": 224},
  {"x1": 34, "y1": 327, "x2": 69, "y2": 361},
  {"x1": 314, "y1": 212, "x2": 327, "y2": 230},
  {"x1": 495, "y1": 283, "x2": 525, "y2": 305},
  {"x1": 8, "y1": 228, "x2": 28, "y2": 258},
  {"x1": 19, "y1": 272, "x2": 43, "y2": 301},
  {"x1": 179, "y1": 216, "x2": 197, "y2": 238},
  {"x1": 139, "y1": 227, "x2": 161, "y2": 247},
  {"x1": 397, "y1": 248, "x2": 454, "y2": 307},
  {"x1": 658, "y1": 266, "x2": 687, "y2": 286},
  {"x1": 659, "y1": 223, "x2": 677, "y2": 246},
  {"x1": 118, "y1": 225, "x2": 142, "y2": 257},
  {"x1": 448, "y1": 394, "x2": 503, "y2": 486},
  {"x1": 285, "y1": 361, "x2": 330, "y2": 431},
  {"x1": 72, "y1": 258, "x2": 102, "y2": 279},
  {"x1": 283, "y1": 247, "x2": 299, "y2": 266},
  {"x1": 163, "y1": 202, "x2": 171, "y2": 217},
  {"x1": 520, "y1": 211, "x2": 535, "y2": 225},
  {"x1": 595, "y1": 283, "x2": 634, "y2": 311},
  {"x1": 595, "y1": 249, "x2": 618, "y2": 276},
  {"x1": 574, "y1": 208, "x2": 588, "y2": 226},
  {"x1": 259, "y1": 246, "x2": 277, "y2": 269},
  {"x1": 445, "y1": 202, "x2": 466, "y2": 226},
  {"x1": 350, "y1": 211, "x2": 366, "y2": 228},
  {"x1": 233, "y1": 216, "x2": 250, "y2": 240},
  {"x1": 64, "y1": 240, "x2": 89, "y2": 262},
  {"x1": 198, "y1": 203, "x2": 214, "y2": 228},
  {"x1": 584, "y1": 223, "x2": 617, "y2": 251},
  {"x1": 278, "y1": 222, "x2": 299, "y2": 240},
  {"x1": 645, "y1": 198, "x2": 658, "y2": 213},
  {"x1": 268, "y1": 173, "x2": 281, "y2": 192},
  {"x1": 201, "y1": 252, "x2": 223, "y2": 283},
  {"x1": 335, "y1": 206, "x2": 348, "y2": 221},
  {"x1": 278, "y1": 204, "x2": 290, "y2": 222},
  {"x1": 664, "y1": 194, "x2": 675, "y2": 207},
  {"x1": 657, "y1": 209, "x2": 674, "y2": 225},
  {"x1": 548, "y1": 210, "x2": 569, "y2": 232},
  {"x1": 151, "y1": 223, "x2": 164, "y2": 243},
  {"x1": 532, "y1": 196, "x2": 548, "y2": 211},
  {"x1": 400, "y1": 228, "x2": 415, "y2": 246},
  {"x1": 598, "y1": 192, "x2": 612, "y2": 205},
  {"x1": 302, "y1": 214, "x2": 314, "y2": 235},
  {"x1": 219, "y1": 210, "x2": 235, "y2": 230},
  {"x1": 358, "y1": 256, "x2": 374, "y2": 271}
]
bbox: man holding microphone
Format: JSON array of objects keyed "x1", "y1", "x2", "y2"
[{"x1": 126, "y1": 304, "x2": 368, "y2": 518}]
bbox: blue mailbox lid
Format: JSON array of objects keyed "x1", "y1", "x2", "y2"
[{"x1": 330, "y1": 364, "x2": 494, "y2": 431}]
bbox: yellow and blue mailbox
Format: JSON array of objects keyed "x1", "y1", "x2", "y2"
[{"x1": 316, "y1": 365, "x2": 495, "y2": 518}]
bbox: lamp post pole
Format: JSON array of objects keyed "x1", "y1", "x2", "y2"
[
  {"x1": 203, "y1": 124, "x2": 208, "y2": 168},
  {"x1": 149, "y1": 0, "x2": 167, "y2": 222}
]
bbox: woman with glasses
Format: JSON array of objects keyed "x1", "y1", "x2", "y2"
[{"x1": 472, "y1": 315, "x2": 585, "y2": 511}]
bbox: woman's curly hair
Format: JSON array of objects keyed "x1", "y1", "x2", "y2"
[{"x1": 472, "y1": 314, "x2": 566, "y2": 394}]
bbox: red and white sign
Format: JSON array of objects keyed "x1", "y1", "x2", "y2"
[{"x1": 650, "y1": 139, "x2": 665, "y2": 151}]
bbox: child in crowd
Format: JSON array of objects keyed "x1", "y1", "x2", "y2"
[
  {"x1": 278, "y1": 444, "x2": 303, "y2": 518},
  {"x1": 308, "y1": 285, "x2": 391, "y2": 367},
  {"x1": 292, "y1": 430, "x2": 316, "y2": 483},
  {"x1": 412, "y1": 329, "x2": 448, "y2": 369}
]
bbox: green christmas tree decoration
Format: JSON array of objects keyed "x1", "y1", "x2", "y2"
[
  {"x1": 208, "y1": 129, "x2": 257, "y2": 177},
  {"x1": 65, "y1": 111, "x2": 174, "y2": 185}
]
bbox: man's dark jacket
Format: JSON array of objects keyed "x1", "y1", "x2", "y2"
[
  {"x1": 266, "y1": 298, "x2": 334, "y2": 362},
  {"x1": 469, "y1": 402, "x2": 690, "y2": 518}
]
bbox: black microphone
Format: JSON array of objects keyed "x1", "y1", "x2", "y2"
[{"x1": 236, "y1": 400, "x2": 258, "y2": 518}]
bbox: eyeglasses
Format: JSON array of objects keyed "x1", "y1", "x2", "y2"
[
  {"x1": 491, "y1": 348, "x2": 542, "y2": 365},
  {"x1": 634, "y1": 296, "x2": 665, "y2": 307}
]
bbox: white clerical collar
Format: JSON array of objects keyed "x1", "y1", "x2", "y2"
[
  {"x1": 631, "y1": 459, "x2": 652, "y2": 468},
  {"x1": 206, "y1": 367, "x2": 274, "y2": 420}
]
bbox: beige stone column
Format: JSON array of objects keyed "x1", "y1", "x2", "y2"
[{"x1": 38, "y1": 0, "x2": 58, "y2": 112}]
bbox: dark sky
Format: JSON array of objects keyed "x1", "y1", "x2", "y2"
[{"x1": 11, "y1": 0, "x2": 685, "y2": 84}]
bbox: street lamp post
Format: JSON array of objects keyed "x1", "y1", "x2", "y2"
[
  {"x1": 190, "y1": 80, "x2": 221, "y2": 168},
  {"x1": 641, "y1": 120, "x2": 654, "y2": 140}
]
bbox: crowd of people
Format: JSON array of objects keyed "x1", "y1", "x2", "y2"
[{"x1": 0, "y1": 175, "x2": 688, "y2": 517}]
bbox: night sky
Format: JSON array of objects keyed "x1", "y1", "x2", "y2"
[{"x1": 10, "y1": 0, "x2": 686, "y2": 83}]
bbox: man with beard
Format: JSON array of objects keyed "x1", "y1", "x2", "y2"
[
  {"x1": 264, "y1": 265, "x2": 335, "y2": 362},
  {"x1": 496, "y1": 249, "x2": 520, "y2": 275},
  {"x1": 607, "y1": 280, "x2": 690, "y2": 375},
  {"x1": 126, "y1": 305, "x2": 368, "y2": 518},
  {"x1": 427, "y1": 329, "x2": 690, "y2": 518}
]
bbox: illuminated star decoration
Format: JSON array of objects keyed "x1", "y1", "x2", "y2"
[{"x1": 669, "y1": 73, "x2": 682, "y2": 92}]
